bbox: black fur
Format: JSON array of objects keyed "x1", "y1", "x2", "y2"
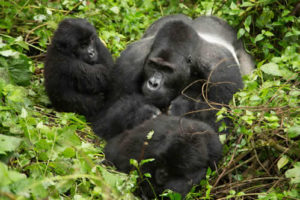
[
  {"x1": 105, "y1": 115, "x2": 223, "y2": 198},
  {"x1": 107, "y1": 14, "x2": 253, "y2": 131},
  {"x1": 44, "y1": 18, "x2": 113, "y2": 118},
  {"x1": 92, "y1": 94, "x2": 160, "y2": 140}
]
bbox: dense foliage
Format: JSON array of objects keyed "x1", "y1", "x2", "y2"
[{"x1": 0, "y1": 0, "x2": 299, "y2": 199}]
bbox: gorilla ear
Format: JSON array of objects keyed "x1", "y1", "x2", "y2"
[{"x1": 149, "y1": 57, "x2": 175, "y2": 71}]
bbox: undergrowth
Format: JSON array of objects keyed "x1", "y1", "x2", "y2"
[{"x1": 0, "y1": 0, "x2": 299, "y2": 199}]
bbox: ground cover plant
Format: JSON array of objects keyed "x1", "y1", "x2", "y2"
[{"x1": 0, "y1": 0, "x2": 299, "y2": 199}]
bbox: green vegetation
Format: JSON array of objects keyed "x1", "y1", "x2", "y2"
[{"x1": 0, "y1": 0, "x2": 299, "y2": 199}]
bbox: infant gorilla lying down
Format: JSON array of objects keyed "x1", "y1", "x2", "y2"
[{"x1": 105, "y1": 115, "x2": 222, "y2": 199}]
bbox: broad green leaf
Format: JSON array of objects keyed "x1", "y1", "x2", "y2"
[
  {"x1": 237, "y1": 28, "x2": 245, "y2": 39},
  {"x1": 288, "y1": 126, "x2": 300, "y2": 138},
  {"x1": 7, "y1": 54, "x2": 32, "y2": 86},
  {"x1": 0, "y1": 50, "x2": 19, "y2": 57},
  {"x1": 0, "y1": 134, "x2": 22, "y2": 155},
  {"x1": 0, "y1": 162, "x2": 26, "y2": 187},
  {"x1": 254, "y1": 34, "x2": 264, "y2": 43},
  {"x1": 260, "y1": 63, "x2": 282, "y2": 76},
  {"x1": 61, "y1": 147, "x2": 76, "y2": 158},
  {"x1": 110, "y1": 6, "x2": 119, "y2": 14},
  {"x1": 277, "y1": 155, "x2": 289, "y2": 170},
  {"x1": 285, "y1": 162, "x2": 300, "y2": 184}
]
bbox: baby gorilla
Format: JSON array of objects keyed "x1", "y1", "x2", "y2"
[
  {"x1": 92, "y1": 94, "x2": 161, "y2": 140},
  {"x1": 44, "y1": 18, "x2": 113, "y2": 118},
  {"x1": 105, "y1": 115, "x2": 222, "y2": 199}
]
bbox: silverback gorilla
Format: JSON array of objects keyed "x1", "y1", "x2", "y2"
[
  {"x1": 104, "y1": 115, "x2": 223, "y2": 199},
  {"x1": 93, "y1": 14, "x2": 254, "y2": 139},
  {"x1": 44, "y1": 18, "x2": 114, "y2": 118}
]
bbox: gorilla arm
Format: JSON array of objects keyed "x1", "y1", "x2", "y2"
[{"x1": 69, "y1": 60, "x2": 110, "y2": 94}]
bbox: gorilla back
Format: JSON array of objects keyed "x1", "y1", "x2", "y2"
[
  {"x1": 105, "y1": 115, "x2": 223, "y2": 198},
  {"x1": 44, "y1": 18, "x2": 113, "y2": 118}
]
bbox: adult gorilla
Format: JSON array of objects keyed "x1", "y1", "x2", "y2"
[
  {"x1": 105, "y1": 115, "x2": 223, "y2": 199},
  {"x1": 98, "y1": 14, "x2": 254, "y2": 135},
  {"x1": 44, "y1": 18, "x2": 114, "y2": 119}
]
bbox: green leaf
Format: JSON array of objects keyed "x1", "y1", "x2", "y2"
[
  {"x1": 0, "y1": 50, "x2": 19, "y2": 57},
  {"x1": 277, "y1": 155, "x2": 289, "y2": 170},
  {"x1": 240, "y1": 2, "x2": 254, "y2": 7},
  {"x1": 61, "y1": 147, "x2": 76, "y2": 158},
  {"x1": 285, "y1": 162, "x2": 300, "y2": 184},
  {"x1": 130, "y1": 159, "x2": 138, "y2": 168},
  {"x1": 7, "y1": 54, "x2": 32, "y2": 86},
  {"x1": 0, "y1": 134, "x2": 22, "y2": 155},
  {"x1": 260, "y1": 63, "x2": 281, "y2": 76},
  {"x1": 237, "y1": 28, "x2": 245, "y2": 39},
  {"x1": 288, "y1": 126, "x2": 300, "y2": 138},
  {"x1": 244, "y1": 16, "x2": 251, "y2": 32},
  {"x1": 0, "y1": 162, "x2": 26, "y2": 187},
  {"x1": 219, "y1": 134, "x2": 226, "y2": 144},
  {"x1": 140, "y1": 158, "x2": 155, "y2": 166},
  {"x1": 146, "y1": 130, "x2": 154, "y2": 140},
  {"x1": 264, "y1": 31, "x2": 274, "y2": 37},
  {"x1": 110, "y1": 6, "x2": 119, "y2": 14},
  {"x1": 144, "y1": 173, "x2": 151, "y2": 178},
  {"x1": 254, "y1": 34, "x2": 264, "y2": 43}
]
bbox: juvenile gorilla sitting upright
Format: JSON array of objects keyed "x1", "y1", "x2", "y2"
[
  {"x1": 44, "y1": 18, "x2": 114, "y2": 118},
  {"x1": 106, "y1": 14, "x2": 254, "y2": 131},
  {"x1": 105, "y1": 115, "x2": 223, "y2": 198}
]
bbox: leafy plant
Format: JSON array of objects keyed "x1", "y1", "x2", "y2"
[{"x1": 0, "y1": 0, "x2": 299, "y2": 199}]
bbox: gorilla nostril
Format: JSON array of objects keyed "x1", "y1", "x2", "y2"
[
  {"x1": 148, "y1": 79, "x2": 159, "y2": 90},
  {"x1": 89, "y1": 51, "x2": 95, "y2": 58}
]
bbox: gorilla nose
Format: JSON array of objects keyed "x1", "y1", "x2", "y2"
[
  {"x1": 147, "y1": 76, "x2": 161, "y2": 90},
  {"x1": 88, "y1": 48, "x2": 95, "y2": 58},
  {"x1": 148, "y1": 79, "x2": 159, "y2": 90}
]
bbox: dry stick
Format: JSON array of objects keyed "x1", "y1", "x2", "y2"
[
  {"x1": 213, "y1": 134, "x2": 244, "y2": 187},
  {"x1": 216, "y1": 192, "x2": 268, "y2": 200},
  {"x1": 222, "y1": 155, "x2": 255, "y2": 177},
  {"x1": 213, "y1": 177, "x2": 284, "y2": 192},
  {"x1": 251, "y1": 139, "x2": 271, "y2": 176},
  {"x1": 64, "y1": 1, "x2": 83, "y2": 16},
  {"x1": 25, "y1": 22, "x2": 48, "y2": 43},
  {"x1": 179, "y1": 58, "x2": 238, "y2": 117},
  {"x1": 0, "y1": 192, "x2": 16, "y2": 200},
  {"x1": 202, "y1": 58, "x2": 228, "y2": 111}
]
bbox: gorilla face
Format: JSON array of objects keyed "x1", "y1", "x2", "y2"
[
  {"x1": 75, "y1": 35, "x2": 98, "y2": 64},
  {"x1": 52, "y1": 18, "x2": 100, "y2": 65},
  {"x1": 142, "y1": 50, "x2": 191, "y2": 108}
]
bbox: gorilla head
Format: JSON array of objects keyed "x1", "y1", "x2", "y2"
[
  {"x1": 52, "y1": 18, "x2": 99, "y2": 65},
  {"x1": 105, "y1": 115, "x2": 223, "y2": 198},
  {"x1": 142, "y1": 21, "x2": 200, "y2": 108}
]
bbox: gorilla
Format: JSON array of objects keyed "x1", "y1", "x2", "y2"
[
  {"x1": 107, "y1": 14, "x2": 254, "y2": 131},
  {"x1": 44, "y1": 18, "x2": 114, "y2": 118},
  {"x1": 105, "y1": 115, "x2": 223, "y2": 199},
  {"x1": 92, "y1": 94, "x2": 160, "y2": 140}
]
